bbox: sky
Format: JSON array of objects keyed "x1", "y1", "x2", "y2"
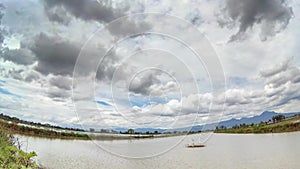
[{"x1": 0, "y1": 0, "x2": 300, "y2": 130}]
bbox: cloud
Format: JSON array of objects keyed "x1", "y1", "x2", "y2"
[
  {"x1": 47, "y1": 87, "x2": 70, "y2": 99},
  {"x1": 107, "y1": 18, "x2": 151, "y2": 37},
  {"x1": 149, "y1": 81, "x2": 178, "y2": 96},
  {"x1": 1, "y1": 48, "x2": 36, "y2": 65},
  {"x1": 49, "y1": 75, "x2": 72, "y2": 90},
  {"x1": 260, "y1": 57, "x2": 291, "y2": 77},
  {"x1": 220, "y1": 0, "x2": 293, "y2": 41},
  {"x1": 25, "y1": 33, "x2": 123, "y2": 83},
  {"x1": 0, "y1": 3, "x2": 6, "y2": 44},
  {"x1": 24, "y1": 71, "x2": 40, "y2": 82},
  {"x1": 44, "y1": 0, "x2": 117, "y2": 23},
  {"x1": 7, "y1": 69, "x2": 24, "y2": 81},
  {"x1": 43, "y1": 0, "x2": 151, "y2": 36},
  {"x1": 28, "y1": 33, "x2": 80, "y2": 76},
  {"x1": 129, "y1": 71, "x2": 160, "y2": 95},
  {"x1": 44, "y1": 5, "x2": 71, "y2": 25}
]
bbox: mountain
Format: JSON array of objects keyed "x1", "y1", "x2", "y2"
[
  {"x1": 113, "y1": 111, "x2": 299, "y2": 133},
  {"x1": 217, "y1": 111, "x2": 298, "y2": 128},
  {"x1": 188, "y1": 111, "x2": 300, "y2": 131}
]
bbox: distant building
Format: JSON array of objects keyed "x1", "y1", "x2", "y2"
[{"x1": 89, "y1": 128, "x2": 95, "y2": 132}]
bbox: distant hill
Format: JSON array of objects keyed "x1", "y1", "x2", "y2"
[
  {"x1": 216, "y1": 111, "x2": 299, "y2": 128},
  {"x1": 166, "y1": 111, "x2": 300, "y2": 132}
]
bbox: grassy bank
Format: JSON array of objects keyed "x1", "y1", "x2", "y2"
[
  {"x1": 0, "y1": 120, "x2": 90, "y2": 140},
  {"x1": 0, "y1": 130, "x2": 39, "y2": 169},
  {"x1": 0, "y1": 115, "x2": 203, "y2": 140},
  {"x1": 215, "y1": 115, "x2": 300, "y2": 134}
]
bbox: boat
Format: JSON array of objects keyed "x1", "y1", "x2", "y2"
[
  {"x1": 186, "y1": 144, "x2": 205, "y2": 148},
  {"x1": 186, "y1": 139, "x2": 205, "y2": 148}
]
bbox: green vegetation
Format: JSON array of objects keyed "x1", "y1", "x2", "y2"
[
  {"x1": 215, "y1": 114, "x2": 300, "y2": 134},
  {"x1": 0, "y1": 113, "x2": 84, "y2": 132},
  {"x1": 0, "y1": 130, "x2": 39, "y2": 169},
  {"x1": 0, "y1": 113, "x2": 204, "y2": 141},
  {"x1": 127, "y1": 128, "x2": 134, "y2": 134},
  {"x1": 0, "y1": 120, "x2": 90, "y2": 140}
]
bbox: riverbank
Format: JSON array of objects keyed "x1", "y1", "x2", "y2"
[
  {"x1": 0, "y1": 119, "x2": 201, "y2": 141},
  {"x1": 0, "y1": 130, "x2": 39, "y2": 168},
  {"x1": 0, "y1": 120, "x2": 90, "y2": 140},
  {"x1": 215, "y1": 115, "x2": 300, "y2": 134}
]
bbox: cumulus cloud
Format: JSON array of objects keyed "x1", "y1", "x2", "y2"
[
  {"x1": 220, "y1": 0, "x2": 293, "y2": 41},
  {"x1": 24, "y1": 71, "x2": 40, "y2": 82},
  {"x1": 107, "y1": 18, "x2": 151, "y2": 37},
  {"x1": 44, "y1": 0, "x2": 117, "y2": 23},
  {"x1": 47, "y1": 87, "x2": 70, "y2": 99},
  {"x1": 128, "y1": 71, "x2": 161, "y2": 95},
  {"x1": 138, "y1": 59, "x2": 300, "y2": 125},
  {"x1": 49, "y1": 75, "x2": 72, "y2": 90},
  {"x1": 44, "y1": 5, "x2": 72, "y2": 25},
  {"x1": 25, "y1": 32, "x2": 123, "y2": 82},
  {"x1": 149, "y1": 81, "x2": 178, "y2": 96},
  {"x1": 28, "y1": 33, "x2": 80, "y2": 75},
  {"x1": 260, "y1": 57, "x2": 291, "y2": 77},
  {"x1": 127, "y1": 70, "x2": 178, "y2": 96},
  {"x1": 43, "y1": 0, "x2": 151, "y2": 36},
  {"x1": 1, "y1": 48, "x2": 36, "y2": 65},
  {"x1": 7, "y1": 69, "x2": 24, "y2": 80}
]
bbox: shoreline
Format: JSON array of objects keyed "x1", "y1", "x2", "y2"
[
  {"x1": 214, "y1": 115, "x2": 300, "y2": 134},
  {"x1": 0, "y1": 120, "x2": 202, "y2": 141}
]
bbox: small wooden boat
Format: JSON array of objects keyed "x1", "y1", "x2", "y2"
[{"x1": 186, "y1": 144, "x2": 205, "y2": 148}]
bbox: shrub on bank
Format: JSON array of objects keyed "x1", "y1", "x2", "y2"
[{"x1": 0, "y1": 130, "x2": 39, "y2": 169}]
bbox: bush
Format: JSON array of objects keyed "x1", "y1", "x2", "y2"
[{"x1": 0, "y1": 130, "x2": 39, "y2": 169}]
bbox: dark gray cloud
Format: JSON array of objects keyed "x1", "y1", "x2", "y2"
[
  {"x1": 128, "y1": 71, "x2": 161, "y2": 95},
  {"x1": 26, "y1": 33, "x2": 122, "y2": 83},
  {"x1": 49, "y1": 75, "x2": 72, "y2": 90},
  {"x1": 24, "y1": 71, "x2": 40, "y2": 82},
  {"x1": 44, "y1": 5, "x2": 71, "y2": 25},
  {"x1": 107, "y1": 18, "x2": 152, "y2": 37},
  {"x1": 47, "y1": 87, "x2": 70, "y2": 99},
  {"x1": 43, "y1": 0, "x2": 151, "y2": 36},
  {"x1": 221, "y1": 0, "x2": 293, "y2": 41},
  {"x1": 7, "y1": 69, "x2": 24, "y2": 80},
  {"x1": 44, "y1": 0, "x2": 117, "y2": 23},
  {"x1": 0, "y1": 3, "x2": 6, "y2": 45},
  {"x1": 0, "y1": 33, "x2": 3, "y2": 45},
  {"x1": 1, "y1": 48, "x2": 36, "y2": 65},
  {"x1": 28, "y1": 33, "x2": 80, "y2": 76},
  {"x1": 0, "y1": 3, "x2": 4, "y2": 23}
]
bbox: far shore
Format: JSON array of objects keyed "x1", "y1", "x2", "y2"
[
  {"x1": 0, "y1": 120, "x2": 202, "y2": 141},
  {"x1": 214, "y1": 115, "x2": 300, "y2": 134}
]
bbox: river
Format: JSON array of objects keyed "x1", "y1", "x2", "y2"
[{"x1": 18, "y1": 132, "x2": 300, "y2": 169}]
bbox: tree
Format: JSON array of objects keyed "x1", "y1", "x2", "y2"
[
  {"x1": 272, "y1": 115, "x2": 286, "y2": 123},
  {"x1": 128, "y1": 128, "x2": 134, "y2": 134}
]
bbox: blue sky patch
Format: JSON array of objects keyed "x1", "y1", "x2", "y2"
[
  {"x1": 0, "y1": 87, "x2": 22, "y2": 98},
  {"x1": 96, "y1": 100, "x2": 113, "y2": 107},
  {"x1": 0, "y1": 80, "x2": 6, "y2": 86}
]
